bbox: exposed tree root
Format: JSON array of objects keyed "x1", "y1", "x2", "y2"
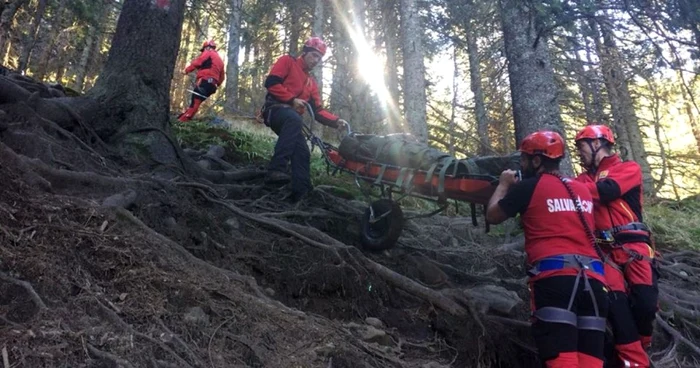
[
  {"x1": 199, "y1": 192, "x2": 522, "y2": 318},
  {"x1": 2, "y1": 69, "x2": 699, "y2": 366},
  {"x1": 86, "y1": 344, "x2": 136, "y2": 368},
  {"x1": 94, "y1": 298, "x2": 195, "y2": 368},
  {"x1": 111, "y1": 127, "x2": 266, "y2": 184},
  {"x1": 656, "y1": 315, "x2": 700, "y2": 357},
  {"x1": 0, "y1": 271, "x2": 47, "y2": 310},
  {"x1": 112, "y1": 207, "x2": 262, "y2": 294}
]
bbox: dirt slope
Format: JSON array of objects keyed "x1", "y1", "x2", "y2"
[{"x1": 1, "y1": 70, "x2": 699, "y2": 368}]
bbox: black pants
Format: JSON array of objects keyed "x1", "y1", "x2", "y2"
[
  {"x1": 607, "y1": 283, "x2": 657, "y2": 347},
  {"x1": 189, "y1": 78, "x2": 217, "y2": 106},
  {"x1": 531, "y1": 275, "x2": 609, "y2": 365},
  {"x1": 267, "y1": 107, "x2": 311, "y2": 196}
]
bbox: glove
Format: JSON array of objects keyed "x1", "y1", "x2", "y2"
[{"x1": 337, "y1": 119, "x2": 348, "y2": 130}]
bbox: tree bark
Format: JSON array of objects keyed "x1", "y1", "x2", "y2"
[
  {"x1": 17, "y1": 0, "x2": 47, "y2": 74},
  {"x1": 286, "y1": 0, "x2": 301, "y2": 55},
  {"x1": 0, "y1": 0, "x2": 30, "y2": 63},
  {"x1": 400, "y1": 0, "x2": 428, "y2": 142},
  {"x1": 463, "y1": 3, "x2": 490, "y2": 154},
  {"x1": 498, "y1": 0, "x2": 571, "y2": 172},
  {"x1": 82, "y1": 0, "x2": 187, "y2": 164},
  {"x1": 74, "y1": 32, "x2": 95, "y2": 93},
  {"x1": 329, "y1": 11, "x2": 352, "y2": 121},
  {"x1": 449, "y1": 45, "x2": 458, "y2": 156},
  {"x1": 382, "y1": 0, "x2": 401, "y2": 132},
  {"x1": 223, "y1": 0, "x2": 242, "y2": 114},
  {"x1": 347, "y1": 0, "x2": 380, "y2": 133},
  {"x1": 678, "y1": 72, "x2": 700, "y2": 154},
  {"x1": 33, "y1": 0, "x2": 67, "y2": 81},
  {"x1": 593, "y1": 16, "x2": 654, "y2": 194},
  {"x1": 311, "y1": 0, "x2": 324, "y2": 95},
  {"x1": 583, "y1": 22, "x2": 607, "y2": 124}
]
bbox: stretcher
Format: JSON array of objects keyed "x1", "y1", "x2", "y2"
[{"x1": 302, "y1": 115, "x2": 510, "y2": 252}]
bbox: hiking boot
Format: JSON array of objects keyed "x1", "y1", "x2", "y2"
[{"x1": 265, "y1": 170, "x2": 291, "y2": 184}]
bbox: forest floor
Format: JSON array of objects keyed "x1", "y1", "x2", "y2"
[{"x1": 0, "y1": 70, "x2": 699, "y2": 368}]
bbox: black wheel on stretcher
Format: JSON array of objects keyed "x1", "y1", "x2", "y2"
[{"x1": 361, "y1": 199, "x2": 404, "y2": 251}]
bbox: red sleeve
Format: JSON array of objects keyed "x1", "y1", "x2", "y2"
[
  {"x1": 265, "y1": 56, "x2": 296, "y2": 103},
  {"x1": 185, "y1": 53, "x2": 207, "y2": 73},
  {"x1": 575, "y1": 172, "x2": 601, "y2": 201},
  {"x1": 309, "y1": 77, "x2": 339, "y2": 127}
]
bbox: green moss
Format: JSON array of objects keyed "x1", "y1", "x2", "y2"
[
  {"x1": 645, "y1": 197, "x2": 700, "y2": 250},
  {"x1": 172, "y1": 120, "x2": 275, "y2": 163}
]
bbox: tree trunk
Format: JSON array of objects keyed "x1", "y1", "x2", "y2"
[
  {"x1": 583, "y1": 23, "x2": 606, "y2": 124},
  {"x1": 82, "y1": 0, "x2": 186, "y2": 163},
  {"x1": 74, "y1": 32, "x2": 95, "y2": 92},
  {"x1": 400, "y1": 0, "x2": 428, "y2": 142},
  {"x1": 678, "y1": 72, "x2": 700, "y2": 154},
  {"x1": 223, "y1": 0, "x2": 242, "y2": 114},
  {"x1": 463, "y1": 4, "x2": 489, "y2": 154},
  {"x1": 311, "y1": 0, "x2": 324, "y2": 95},
  {"x1": 287, "y1": 0, "x2": 301, "y2": 55},
  {"x1": 449, "y1": 45, "x2": 458, "y2": 156},
  {"x1": 573, "y1": 49, "x2": 595, "y2": 123},
  {"x1": 82, "y1": 0, "x2": 115, "y2": 92},
  {"x1": 170, "y1": 19, "x2": 194, "y2": 112},
  {"x1": 498, "y1": 0, "x2": 571, "y2": 172},
  {"x1": 17, "y1": 0, "x2": 47, "y2": 74},
  {"x1": 329, "y1": 12, "x2": 352, "y2": 121},
  {"x1": 34, "y1": 0, "x2": 67, "y2": 81},
  {"x1": 0, "y1": 0, "x2": 29, "y2": 62},
  {"x1": 382, "y1": 0, "x2": 401, "y2": 132},
  {"x1": 347, "y1": 0, "x2": 379, "y2": 133},
  {"x1": 239, "y1": 35, "x2": 250, "y2": 109},
  {"x1": 593, "y1": 16, "x2": 654, "y2": 194}
]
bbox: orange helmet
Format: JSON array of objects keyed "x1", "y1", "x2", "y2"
[
  {"x1": 574, "y1": 124, "x2": 615, "y2": 145},
  {"x1": 519, "y1": 131, "x2": 565, "y2": 159},
  {"x1": 201, "y1": 40, "x2": 216, "y2": 51},
  {"x1": 303, "y1": 37, "x2": 327, "y2": 56}
]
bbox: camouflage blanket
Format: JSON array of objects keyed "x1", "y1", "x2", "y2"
[{"x1": 337, "y1": 133, "x2": 519, "y2": 178}]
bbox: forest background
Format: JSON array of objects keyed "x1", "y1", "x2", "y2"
[{"x1": 1, "y1": 0, "x2": 698, "y2": 200}]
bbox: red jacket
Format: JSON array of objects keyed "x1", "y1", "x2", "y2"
[
  {"x1": 185, "y1": 49, "x2": 225, "y2": 86},
  {"x1": 575, "y1": 154, "x2": 649, "y2": 244},
  {"x1": 498, "y1": 174, "x2": 605, "y2": 283},
  {"x1": 264, "y1": 54, "x2": 339, "y2": 128}
]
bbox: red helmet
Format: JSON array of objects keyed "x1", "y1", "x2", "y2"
[
  {"x1": 519, "y1": 131, "x2": 565, "y2": 159},
  {"x1": 201, "y1": 40, "x2": 216, "y2": 51},
  {"x1": 303, "y1": 37, "x2": 327, "y2": 56},
  {"x1": 574, "y1": 124, "x2": 615, "y2": 145}
]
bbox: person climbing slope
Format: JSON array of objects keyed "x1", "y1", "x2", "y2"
[
  {"x1": 178, "y1": 40, "x2": 225, "y2": 122},
  {"x1": 260, "y1": 36, "x2": 347, "y2": 203}
]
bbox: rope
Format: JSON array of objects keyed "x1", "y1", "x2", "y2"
[{"x1": 544, "y1": 172, "x2": 608, "y2": 263}]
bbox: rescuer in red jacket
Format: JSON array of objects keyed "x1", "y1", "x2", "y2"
[
  {"x1": 261, "y1": 37, "x2": 347, "y2": 202},
  {"x1": 574, "y1": 124, "x2": 658, "y2": 368},
  {"x1": 178, "y1": 40, "x2": 225, "y2": 122},
  {"x1": 486, "y1": 131, "x2": 609, "y2": 368}
]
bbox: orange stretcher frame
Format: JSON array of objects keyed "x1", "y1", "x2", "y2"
[{"x1": 326, "y1": 149, "x2": 498, "y2": 205}]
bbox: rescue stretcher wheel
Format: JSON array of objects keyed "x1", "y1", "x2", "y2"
[{"x1": 361, "y1": 199, "x2": 403, "y2": 251}]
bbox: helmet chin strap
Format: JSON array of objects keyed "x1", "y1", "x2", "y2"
[{"x1": 584, "y1": 140, "x2": 603, "y2": 173}]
